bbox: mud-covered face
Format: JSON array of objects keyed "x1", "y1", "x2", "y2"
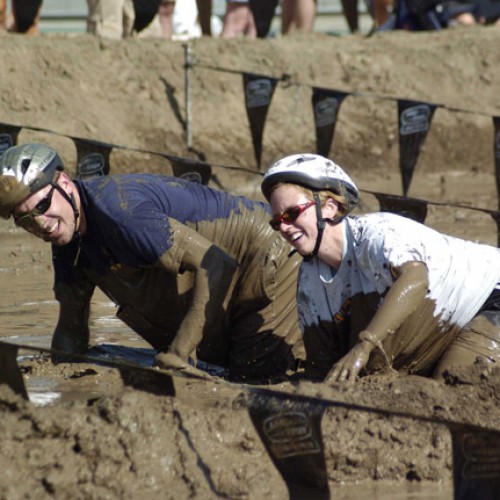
[
  {"x1": 12, "y1": 176, "x2": 77, "y2": 246},
  {"x1": 270, "y1": 185, "x2": 319, "y2": 256}
]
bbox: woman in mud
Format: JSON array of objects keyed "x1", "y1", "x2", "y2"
[
  {"x1": 261, "y1": 153, "x2": 500, "y2": 382},
  {"x1": 0, "y1": 143, "x2": 304, "y2": 383}
]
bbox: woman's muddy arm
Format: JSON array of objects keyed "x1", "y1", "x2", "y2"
[{"x1": 327, "y1": 261, "x2": 429, "y2": 383}]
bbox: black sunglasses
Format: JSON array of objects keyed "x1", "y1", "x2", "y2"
[
  {"x1": 269, "y1": 201, "x2": 315, "y2": 231},
  {"x1": 13, "y1": 185, "x2": 56, "y2": 229}
]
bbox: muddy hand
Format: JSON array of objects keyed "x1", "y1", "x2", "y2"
[
  {"x1": 326, "y1": 341, "x2": 372, "y2": 384},
  {"x1": 154, "y1": 351, "x2": 212, "y2": 379}
]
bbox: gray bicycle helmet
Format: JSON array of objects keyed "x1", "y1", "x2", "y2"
[
  {"x1": 0, "y1": 143, "x2": 64, "y2": 218},
  {"x1": 261, "y1": 153, "x2": 359, "y2": 214}
]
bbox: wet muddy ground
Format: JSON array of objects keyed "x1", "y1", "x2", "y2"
[{"x1": 1, "y1": 186, "x2": 499, "y2": 499}]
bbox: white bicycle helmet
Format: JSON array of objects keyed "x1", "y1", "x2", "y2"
[
  {"x1": 261, "y1": 153, "x2": 359, "y2": 213},
  {"x1": 0, "y1": 143, "x2": 64, "y2": 218},
  {"x1": 262, "y1": 154, "x2": 359, "y2": 261}
]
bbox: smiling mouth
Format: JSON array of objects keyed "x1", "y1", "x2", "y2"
[
  {"x1": 289, "y1": 230, "x2": 303, "y2": 242},
  {"x1": 47, "y1": 221, "x2": 58, "y2": 234},
  {"x1": 40, "y1": 220, "x2": 59, "y2": 240}
]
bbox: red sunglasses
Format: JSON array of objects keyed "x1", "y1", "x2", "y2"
[{"x1": 270, "y1": 201, "x2": 315, "y2": 231}]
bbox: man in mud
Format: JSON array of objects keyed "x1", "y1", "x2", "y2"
[{"x1": 0, "y1": 143, "x2": 304, "y2": 382}]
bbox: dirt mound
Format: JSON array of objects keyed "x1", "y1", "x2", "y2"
[
  {"x1": 2, "y1": 358, "x2": 500, "y2": 498},
  {"x1": 1, "y1": 27, "x2": 499, "y2": 201}
]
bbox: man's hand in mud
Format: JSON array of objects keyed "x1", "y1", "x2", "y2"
[
  {"x1": 155, "y1": 351, "x2": 212, "y2": 380},
  {"x1": 326, "y1": 341, "x2": 373, "y2": 384}
]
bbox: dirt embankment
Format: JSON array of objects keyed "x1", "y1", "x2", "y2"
[{"x1": 1, "y1": 27, "x2": 499, "y2": 202}]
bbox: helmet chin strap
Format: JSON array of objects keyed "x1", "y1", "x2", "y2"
[
  {"x1": 302, "y1": 193, "x2": 325, "y2": 262},
  {"x1": 302, "y1": 192, "x2": 338, "y2": 262},
  {"x1": 52, "y1": 182, "x2": 81, "y2": 241}
]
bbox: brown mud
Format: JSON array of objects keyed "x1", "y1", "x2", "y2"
[{"x1": 1, "y1": 26, "x2": 500, "y2": 498}]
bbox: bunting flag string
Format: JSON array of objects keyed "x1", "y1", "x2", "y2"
[
  {"x1": 0, "y1": 121, "x2": 213, "y2": 185},
  {"x1": 367, "y1": 189, "x2": 500, "y2": 246},
  {"x1": 2, "y1": 118, "x2": 500, "y2": 244},
  {"x1": 193, "y1": 60, "x2": 493, "y2": 117},
  {"x1": 191, "y1": 59, "x2": 497, "y2": 197},
  {"x1": 365, "y1": 189, "x2": 500, "y2": 218}
]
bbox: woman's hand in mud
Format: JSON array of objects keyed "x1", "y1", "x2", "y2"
[{"x1": 326, "y1": 340, "x2": 373, "y2": 384}]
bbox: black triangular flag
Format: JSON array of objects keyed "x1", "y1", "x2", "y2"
[
  {"x1": 0, "y1": 123, "x2": 22, "y2": 159},
  {"x1": 243, "y1": 73, "x2": 278, "y2": 169},
  {"x1": 312, "y1": 88, "x2": 348, "y2": 157},
  {"x1": 168, "y1": 156, "x2": 212, "y2": 185},
  {"x1": 71, "y1": 137, "x2": 112, "y2": 178},
  {"x1": 493, "y1": 117, "x2": 500, "y2": 211},
  {"x1": 373, "y1": 192, "x2": 428, "y2": 223},
  {"x1": 451, "y1": 427, "x2": 500, "y2": 500},
  {"x1": 118, "y1": 364, "x2": 175, "y2": 396},
  {"x1": 397, "y1": 100, "x2": 437, "y2": 196},
  {"x1": 489, "y1": 212, "x2": 500, "y2": 248},
  {"x1": 0, "y1": 342, "x2": 28, "y2": 400},
  {"x1": 248, "y1": 391, "x2": 329, "y2": 500}
]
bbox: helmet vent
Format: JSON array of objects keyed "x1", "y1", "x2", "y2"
[{"x1": 21, "y1": 158, "x2": 31, "y2": 175}]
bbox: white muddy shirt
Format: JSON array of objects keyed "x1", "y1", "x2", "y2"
[{"x1": 298, "y1": 212, "x2": 500, "y2": 376}]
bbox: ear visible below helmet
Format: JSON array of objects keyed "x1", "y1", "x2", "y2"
[
  {"x1": 0, "y1": 143, "x2": 64, "y2": 218},
  {"x1": 261, "y1": 153, "x2": 359, "y2": 215}
]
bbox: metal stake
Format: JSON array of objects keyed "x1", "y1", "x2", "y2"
[{"x1": 183, "y1": 42, "x2": 192, "y2": 149}]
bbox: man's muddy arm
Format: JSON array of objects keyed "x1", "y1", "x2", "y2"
[
  {"x1": 51, "y1": 281, "x2": 94, "y2": 362},
  {"x1": 327, "y1": 261, "x2": 429, "y2": 383},
  {"x1": 155, "y1": 221, "x2": 237, "y2": 371}
]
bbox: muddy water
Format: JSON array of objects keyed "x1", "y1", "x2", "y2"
[
  {"x1": 0, "y1": 220, "x2": 462, "y2": 499},
  {"x1": 0, "y1": 224, "x2": 154, "y2": 404}
]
